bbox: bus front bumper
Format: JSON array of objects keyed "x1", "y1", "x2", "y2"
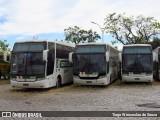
[
  {"x1": 73, "y1": 76, "x2": 110, "y2": 85},
  {"x1": 122, "y1": 74, "x2": 153, "y2": 82},
  {"x1": 10, "y1": 80, "x2": 50, "y2": 88}
]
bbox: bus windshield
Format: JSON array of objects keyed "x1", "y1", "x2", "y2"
[
  {"x1": 13, "y1": 42, "x2": 46, "y2": 52},
  {"x1": 122, "y1": 46, "x2": 152, "y2": 73},
  {"x1": 123, "y1": 46, "x2": 152, "y2": 54},
  {"x1": 75, "y1": 45, "x2": 106, "y2": 53},
  {"x1": 11, "y1": 52, "x2": 45, "y2": 76},
  {"x1": 73, "y1": 53, "x2": 106, "y2": 76},
  {"x1": 122, "y1": 54, "x2": 152, "y2": 73}
]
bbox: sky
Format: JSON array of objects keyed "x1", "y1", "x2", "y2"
[{"x1": 0, "y1": 0, "x2": 160, "y2": 50}]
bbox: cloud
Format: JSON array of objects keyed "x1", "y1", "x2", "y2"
[
  {"x1": 0, "y1": 0, "x2": 55, "y2": 35},
  {"x1": 105, "y1": 0, "x2": 160, "y2": 19},
  {"x1": 0, "y1": 0, "x2": 160, "y2": 37}
]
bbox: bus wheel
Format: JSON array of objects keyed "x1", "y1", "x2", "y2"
[
  {"x1": 0, "y1": 71, "x2": 1, "y2": 79},
  {"x1": 56, "y1": 76, "x2": 62, "y2": 88}
]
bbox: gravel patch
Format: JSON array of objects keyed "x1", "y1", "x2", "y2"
[{"x1": 0, "y1": 80, "x2": 160, "y2": 119}]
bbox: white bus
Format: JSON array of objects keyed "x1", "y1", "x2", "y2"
[
  {"x1": 120, "y1": 44, "x2": 154, "y2": 82},
  {"x1": 153, "y1": 46, "x2": 160, "y2": 81},
  {"x1": 69, "y1": 43, "x2": 120, "y2": 85},
  {"x1": 10, "y1": 40, "x2": 74, "y2": 88}
]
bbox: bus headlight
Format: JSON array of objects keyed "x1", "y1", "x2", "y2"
[{"x1": 36, "y1": 77, "x2": 45, "y2": 81}]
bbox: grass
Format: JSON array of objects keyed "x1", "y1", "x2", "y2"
[{"x1": 0, "y1": 79, "x2": 10, "y2": 85}]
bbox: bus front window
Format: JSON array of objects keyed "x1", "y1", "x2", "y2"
[
  {"x1": 11, "y1": 53, "x2": 26, "y2": 75},
  {"x1": 73, "y1": 54, "x2": 106, "y2": 76},
  {"x1": 26, "y1": 53, "x2": 45, "y2": 75},
  {"x1": 11, "y1": 53, "x2": 45, "y2": 76},
  {"x1": 123, "y1": 54, "x2": 152, "y2": 72}
]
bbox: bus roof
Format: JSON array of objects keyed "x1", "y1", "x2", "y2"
[
  {"x1": 76, "y1": 42, "x2": 119, "y2": 52},
  {"x1": 153, "y1": 46, "x2": 160, "y2": 53},
  {"x1": 77, "y1": 42, "x2": 106, "y2": 46},
  {"x1": 153, "y1": 46, "x2": 160, "y2": 50},
  {"x1": 123, "y1": 44, "x2": 152, "y2": 47},
  {"x1": 14, "y1": 40, "x2": 75, "y2": 48}
]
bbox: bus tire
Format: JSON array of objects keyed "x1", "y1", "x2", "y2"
[
  {"x1": 56, "y1": 76, "x2": 62, "y2": 88},
  {"x1": 110, "y1": 75, "x2": 112, "y2": 83},
  {"x1": 0, "y1": 71, "x2": 1, "y2": 79}
]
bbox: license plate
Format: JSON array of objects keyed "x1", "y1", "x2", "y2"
[
  {"x1": 135, "y1": 78, "x2": 140, "y2": 80},
  {"x1": 86, "y1": 81, "x2": 92, "y2": 83},
  {"x1": 23, "y1": 84, "x2": 29, "y2": 86}
]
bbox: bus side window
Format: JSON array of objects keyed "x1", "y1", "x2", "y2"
[
  {"x1": 47, "y1": 52, "x2": 54, "y2": 75},
  {"x1": 60, "y1": 61, "x2": 72, "y2": 67},
  {"x1": 56, "y1": 60, "x2": 60, "y2": 68}
]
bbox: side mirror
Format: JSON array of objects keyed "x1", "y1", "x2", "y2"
[
  {"x1": 43, "y1": 50, "x2": 49, "y2": 62},
  {"x1": 3, "y1": 51, "x2": 8, "y2": 62},
  {"x1": 69, "y1": 52, "x2": 73, "y2": 63},
  {"x1": 106, "y1": 52, "x2": 109, "y2": 62},
  {"x1": 119, "y1": 53, "x2": 122, "y2": 62},
  {"x1": 153, "y1": 52, "x2": 158, "y2": 62},
  {"x1": 155, "y1": 54, "x2": 158, "y2": 62}
]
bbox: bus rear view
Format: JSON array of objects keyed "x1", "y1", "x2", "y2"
[{"x1": 121, "y1": 44, "x2": 153, "y2": 82}]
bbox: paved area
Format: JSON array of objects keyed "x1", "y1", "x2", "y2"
[{"x1": 1, "y1": 80, "x2": 160, "y2": 120}]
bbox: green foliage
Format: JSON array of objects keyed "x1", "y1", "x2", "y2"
[
  {"x1": 0, "y1": 40, "x2": 10, "y2": 79},
  {"x1": 104, "y1": 13, "x2": 160, "y2": 45},
  {"x1": 0, "y1": 40, "x2": 10, "y2": 51},
  {"x1": 64, "y1": 26, "x2": 100, "y2": 44},
  {"x1": 149, "y1": 37, "x2": 160, "y2": 50}
]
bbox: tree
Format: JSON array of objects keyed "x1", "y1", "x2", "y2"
[
  {"x1": 87, "y1": 29, "x2": 101, "y2": 43},
  {"x1": 0, "y1": 40, "x2": 10, "y2": 51},
  {"x1": 0, "y1": 40, "x2": 10, "y2": 80},
  {"x1": 104, "y1": 13, "x2": 160, "y2": 45},
  {"x1": 149, "y1": 37, "x2": 160, "y2": 50},
  {"x1": 64, "y1": 26, "x2": 100, "y2": 44}
]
